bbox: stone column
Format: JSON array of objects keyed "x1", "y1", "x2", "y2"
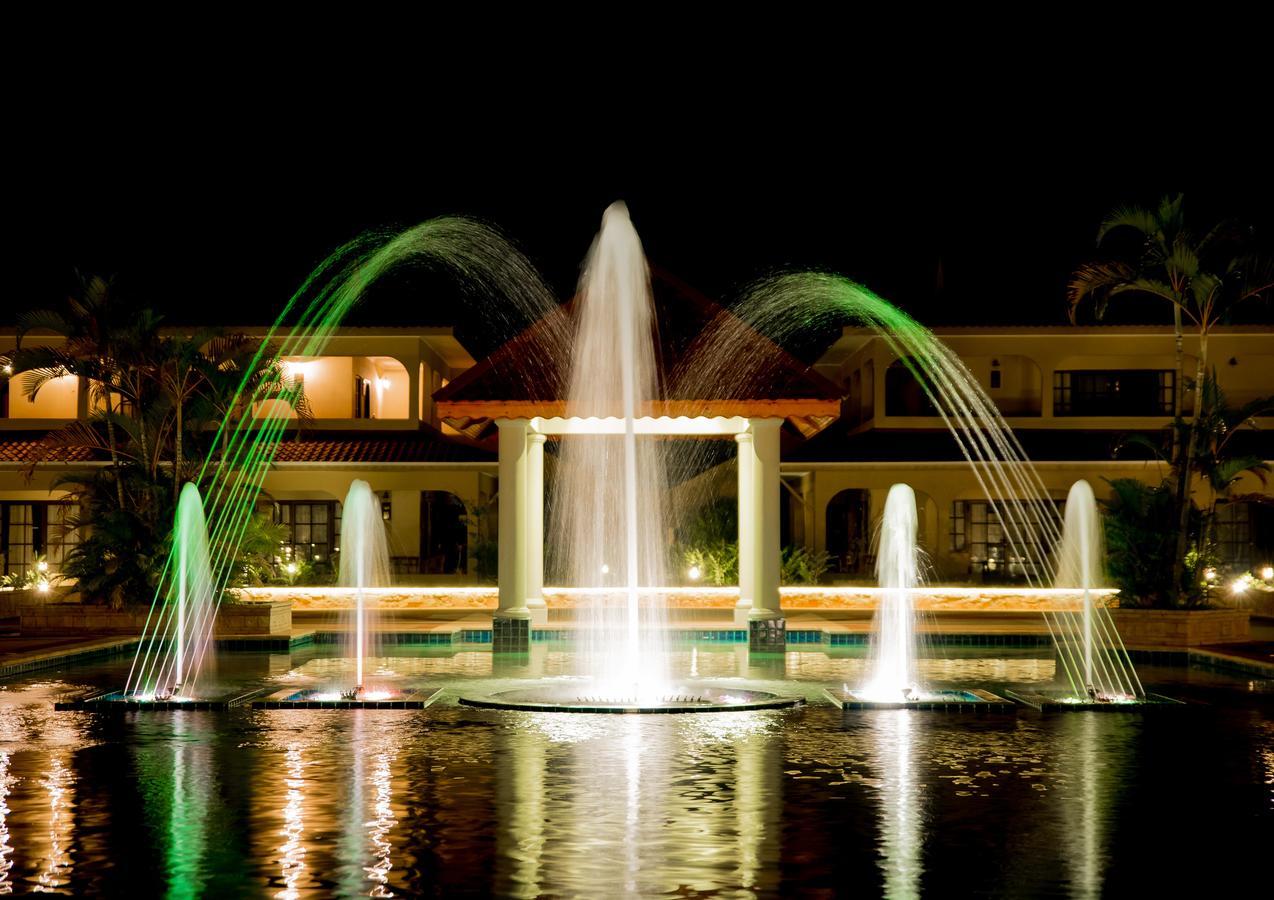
[
  {"x1": 734, "y1": 432, "x2": 755, "y2": 626},
  {"x1": 495, "y1": 419, "x2": 530, "y2": 650},
  {"x1": 748, "y1": 418, "x2": 785, "y2": 651},
  {"x1": 525, "y1": 431, "x2": 548, "y2": 626}
]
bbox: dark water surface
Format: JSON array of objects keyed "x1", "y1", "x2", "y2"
[{"x1": 1, "y1": 645, "x2": 1270, "y2": 897}]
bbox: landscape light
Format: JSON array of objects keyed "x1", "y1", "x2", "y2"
[
  {"x1": 285, "y1": 562, "x2": 298, "y2": 575},
  {"x1": 37, "y1": 560, "x2": 48, "y2": 572},
  {"x1": 1203, "y1": 568, "x2": 1217, "y2": 582},
  {"x1": 1262, "y1": 566, "x2": 1273, "y2": 581},
  {"x1": 1230, "y1": 578, "x2": 1248, "y2": 595},
  {"x1": 600, "y1": 563, "x2": 610, "y2": 575},
  {"x1": 688, "y1": 564, "x2": 702, "y2": 581},
  {"x1": 37, "y1": 580, "x2": 49, "y2": 593}
]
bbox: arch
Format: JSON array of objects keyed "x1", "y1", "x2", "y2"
[
  {"x1": 825, "y1": 488, "x2": 871, "y2": 575},
  {"x1": 420, "y1": 490, "x2": 469, "y2": 575}
]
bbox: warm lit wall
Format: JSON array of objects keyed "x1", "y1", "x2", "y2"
[
  {"x1": 7, "y1": 373, "x2": 78, "y2": 418},
  {"x1": 261, "y1": 466, "x2": 492, "y2": 581},
  {"x1": 374, "y1": 358, "x2": 409, "y2": 419},
  {"x1": 293, "y1": 357, "x2": 355, "y2": 418}
]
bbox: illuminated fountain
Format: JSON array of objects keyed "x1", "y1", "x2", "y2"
[
  {"x1": 462, "y1": 204, "x2": 796, "y2": 713},
  {"x1": 61, "y1": 483, "x2": 224, "y2": 709},
  {"x1": 337, "y1": 479, "x2": 391, "y2": 697},
  {"x1": 1007, "y1": 480, "x2": 1178, "y2": 709},
  {"x1": 837, "y1": 483, "x2": 1013, "y2": 710}
]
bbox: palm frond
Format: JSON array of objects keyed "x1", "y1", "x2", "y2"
[
  {"x1": 1066, "y1": 261, "x2": 1138, "y2": 321},
  {"x1": 1097, "y1": 205, "x2": 1159, "y2": 244}
]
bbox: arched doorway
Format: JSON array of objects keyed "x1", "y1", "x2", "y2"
[
  {"x1": 420, "y1": 491, "x2": 469, "y2": 574},
  {"x1": 826, "y1": 489, "x2": 871, "y2": 575}
]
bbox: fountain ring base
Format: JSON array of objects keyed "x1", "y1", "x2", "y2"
[
  {"x1": 1004, "y1": 689, "x2": 1184, "y2": 711},
  {"x1": 252, "y1": 687, "x2": 442, "y2": 709},
  {"x1": 827, "y1": 688, "x2": 1016, "y2": 712},
  {"x1": 459, "y1": 685, "x2": 801, "y2": 714}
]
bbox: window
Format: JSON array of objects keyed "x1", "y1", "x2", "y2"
[
  {"x1": 0, "y1": 501, "x2": 79, "y2": 578},
  {"x1": 990, "y1": 366, "x2": 1002, "y2": 389},
  {"x1": 1053, "y1": 370, "x2": 1174, "y2": 416},
  {"x1": 276, "y1": 501, "x2": 340, "y2": 563},
  {"x1": 949, "y1": 498, "x2": 1060, "y2": 582},
  {"x1": 949, "y1": 501, "x2": 967, "y2": 551},
  {"x1": 1215, "y1": 502, "x2": 1252, "y2": 567}
]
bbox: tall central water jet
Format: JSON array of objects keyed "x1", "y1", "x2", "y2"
[
  {"x1": 339, "y1": 479, "x2": 391, "y2": 692},
  {"x1": 551, "y1": 202, "x2": 670, "y2": 698},
  {"x1": 1053, "y1": 479, "x2": 1143, "y2": 700},
  {"x1": 862, "y1": 484, "x2": 922, "y2": 701}
]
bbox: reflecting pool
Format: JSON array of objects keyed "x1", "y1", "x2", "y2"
[{"x1": 0, "y1": 645, "x2": 1271, "y2": 896}]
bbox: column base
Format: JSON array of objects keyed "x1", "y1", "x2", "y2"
[
  {"x1": 527, "y1": 604, "x2": 548, "y2": 627},
  {"x1": 748, "y1": 616, "x2": 786, "y2": 652},
  {"x1": 492, "y1": 614, "x2": 531, "y2": 652},
  {"x1": 733, "y1": 605, "x2": 753, "y2": 627}
]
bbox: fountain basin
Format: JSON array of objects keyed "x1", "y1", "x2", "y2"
[
  {"x1": 1003, "y1": 689, "x2": 1184, "y2": 711},
  {"x1": 826, "y1": 687, "x2": 1016, "y2": 712},
  {"x1": 252, "y1": 686, "x2": 443, "y2": 709},
  {"x1": 459, "y1": 684, "x2": 802, "y2": 714},
  {"x1": 55, "y1": 689, "x2": 264, "y2": 711}
]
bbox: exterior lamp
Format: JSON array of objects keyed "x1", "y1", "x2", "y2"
[
  {"x1": 1203, "y1": 567, "x2": 1217, "y2": 582},
  {"x1": 688, "y1": 564, "x2": 702, "y2": 581},
  {"x1": 377, "y1": 378, "x2": 391, "y2": 389},
  {"x1": 285, "y1": 562, "x2": 298, "y2": 575},
  {"x1": 1230, "y1": 578, "x2": 1248, "y2": 595},
  {"x1": 600, "y1": 563, "x2": 610, "y2": 575},
  {"x1": 37, "y1": 560, "x2": 49, "y2": 573},
  {"x1": 37, "y1": 580, "x2": 49, "y2": 593},
  {"x1": 1262, "y1": 566, "x2": 1273, "y2": 582},
  {"x1": 2, "y1": 364, "x2": 10, "y2": 374}
]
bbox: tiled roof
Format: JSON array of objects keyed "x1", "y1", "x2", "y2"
[
  {"x1": 435, "y1": 266, "x2": 843, "y2": 436},
  {"x1": 271, "y1": 427, "x2": 494, "y2": 464},
  {"x1": 0, "y1": 432, "x2": 95, "y2": 463}
]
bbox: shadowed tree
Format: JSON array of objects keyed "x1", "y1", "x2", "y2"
[{"x1": 1069, "y1": 194, "x2": 1274, "y2": 600}]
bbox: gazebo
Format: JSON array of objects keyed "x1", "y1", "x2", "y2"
[{"x1": 435, "y1": 269, "x2": 842, "y2": 649}]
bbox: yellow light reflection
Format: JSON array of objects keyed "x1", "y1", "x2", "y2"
[
  {"x1": 0, "y1": 751, "x2": 13, "y2": 896},
  {"x1": 366, "y1": 745, "x2": 398, "y2": 897},
  {"x1": 873, "y1": 710, "x2": 922, "y2": 897},
  {"x1": 36, "y1": 756, "x2": 73, "y2": 893},
  {"x1": 278, "y1": 746, "x2": 306, "y2": 900}
]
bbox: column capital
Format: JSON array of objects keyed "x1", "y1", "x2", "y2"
[
  {"x1": 734, "y1": 431, "x2": 754, "y2": 445},
  {"x1": 527, "y1": 432, "x2": 548, "y2": 445}
]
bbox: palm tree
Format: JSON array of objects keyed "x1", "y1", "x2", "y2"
[
  {"x1": 9, "y1": 274, "x2": 130, "y2": 506},
  {"x1": 1069, "y1": 194, "x2": 1274, "y2": 598}
]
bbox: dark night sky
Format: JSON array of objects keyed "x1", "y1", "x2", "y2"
[{"x1": 11, "y1": 85, "x2": 1273, "y2": 353}]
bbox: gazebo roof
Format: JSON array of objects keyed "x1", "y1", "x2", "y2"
[{"x1": 434, "y1": 267, "x2": 842, "y2": 439}]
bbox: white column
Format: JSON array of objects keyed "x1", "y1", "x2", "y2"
[
  {"x1": 525, "y1": 431, "x2": 547, "y2": 625},
  {"x1": 497, "y1": 419, "x2": 529, "y2": 618},
  {"x1": 750, "y1": 419, "x2": 783, "y2": 619},
  {"x1": 734, "y1": 431, "x2": 756, "y2": 625}
]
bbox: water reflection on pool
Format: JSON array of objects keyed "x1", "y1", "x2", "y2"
[{"x1": 0, "y1": 645, "x2": 1270, "y2": 896}]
